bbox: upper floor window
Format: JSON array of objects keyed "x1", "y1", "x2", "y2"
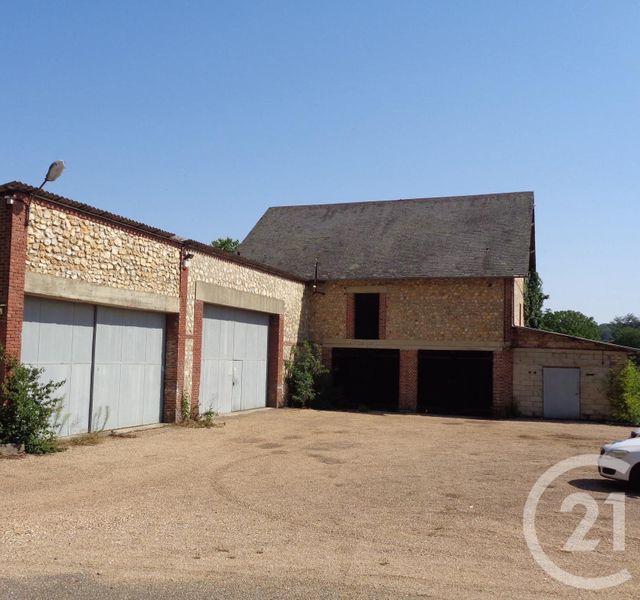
[{"x1": 354, "y1": 293, "x2": 380, "y2": 339}]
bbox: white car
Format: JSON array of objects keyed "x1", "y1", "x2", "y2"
[{"x1": 599, "y1": 433, "x2": 640, "y2": 487}]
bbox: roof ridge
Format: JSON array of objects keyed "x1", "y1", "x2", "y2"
[{"x1": 267, "y1": 191, "x2": 534, "y2": 211}]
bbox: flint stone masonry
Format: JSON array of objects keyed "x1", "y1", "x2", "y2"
[
  {"x1": 309, "y1": 278, "x2": 505, "y2": 344},
  {"x1": 26, "y1": 202, "x2": 181, "y2": 297}
]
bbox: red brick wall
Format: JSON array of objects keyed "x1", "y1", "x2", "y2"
[
  {"x1": 190, "y1": 300, "x2": 204, "y2": 416},
  {"x1": 163, "y1": 262, "x2": 188, "y2": 422},
  {"x1": 399, "y1": 350, "x2": 418, "y2": 411},
  {"x1": 0, "y1": 195, "x2": 28, "y2": 363},
  {"x1": 267, "y1": 314, "x2": 285, "y2": 407},
  {"x1": 492, "y1": 349, "x2": 513, "y2": 416}
]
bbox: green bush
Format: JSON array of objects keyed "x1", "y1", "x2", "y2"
[
  {"x1": 285, "y1": 341, "x2": 329, "y2": 408},
  {"x1": 0, "y1": 351, "x2": 64, "y2": 454},
  {"x1": 608, "y1": 360, "x2": 640, "y2": 425}
]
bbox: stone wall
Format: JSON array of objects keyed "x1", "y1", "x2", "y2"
[
  {"x1": 309, "y1": 278, "x2": 506, "y2": 344},
  {"x1": 183, "y1": 250, "x2": 308, "y2": 398},
  {"x1": 26, "y1": 201, "x2": 181, "y2": 297},
  {"x1": 513, "y1": 348, "x2": 627, "y2": 419}
]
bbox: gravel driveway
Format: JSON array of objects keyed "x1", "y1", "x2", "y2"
[{"x1": 1, "y1": 409, "x2": 638, "y2": 599}]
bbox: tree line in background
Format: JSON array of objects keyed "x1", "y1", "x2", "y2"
[
  {"x1": 524, "y1": 272, "x2": 640, "y2": 349},
  {"x1": 211, "y1": 237, "x2": 240, "y2": 253}
]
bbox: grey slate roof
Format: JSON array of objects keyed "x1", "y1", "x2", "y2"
[{"x1": 240, "y1": 192, "x2": 535, "y2": 281}]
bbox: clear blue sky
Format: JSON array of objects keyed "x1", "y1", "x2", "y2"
[{"x1": 2, "y1": 1, "x2": 638, "y2": 323}]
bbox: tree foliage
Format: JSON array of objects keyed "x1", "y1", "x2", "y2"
[
  {"x1": 0, "y1": 350, "x2": 64, "y2": 453},
  {"x1": 523, "y1": 271, "x2": 548, "y2": 328},
  {"x1": 612, "y1": 328, "x2": 640, "y2": 349},
  {"x1": 285, "y1": 342, "x2": 329, "y2": 408},
  {"x1": 211, "y1": 237, "x2": 240, "y2": 253},
  {"x1": 600, "y1": 313, "x2": 640, "y2": 349},
  {"x1": 540, "y1": 310, "x2": 600, "y2": 340},
  {"x1": 608, "y1": 360, "x2": 640, "y2": 425},
  {"x1": 612, "y1": 314, "x2": 640, "y2": 330}
]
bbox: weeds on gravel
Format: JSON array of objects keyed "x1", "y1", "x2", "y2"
[
  {"x1": 179, "y1": 409, "x2": 225, "y2": 429},
  {"x1": 64, "y1": 432, "x2": 104, "y2": 447},
  {"x1": 61, "y1": 429, "x2": 139, "y2": 448},
  {"x1": 110, "y1": 430, "x2": 138, "y2": 439}
]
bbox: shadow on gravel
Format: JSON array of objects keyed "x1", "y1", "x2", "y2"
[{"x1": 568, "y1": 478, "x2": 640, "y2": 499}]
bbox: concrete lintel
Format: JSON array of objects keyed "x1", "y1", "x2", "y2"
[
  {"x1": 344, "y1": 285, "x2": 387, "y2": 293},
  {"x1": 195, "y1": 281, "x2": 284, "y2": 315},
  {"x1": 322, "y1": 338, "x2": 503, "y2": 351},
  {"x1": 25, "y1": 271, "x2": 179, "y2": 313}
]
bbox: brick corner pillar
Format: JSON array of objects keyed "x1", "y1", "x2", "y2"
[
  {"x1": 267, "y1": 313, "x2": 285, "y2": 408},
  {"x1": 493, "y1": 278, "x2": 515, "y2": 418},
  {"x1": 190, "y1": 300, "x2": 204, "y2": 417},
  {"x1": 492, "y1": 348, "x2": 514, "y2": 417},
  {"x1": 163, "y1": 262, "x2": 188, "y2": 423},
  {"x1": 0, "y1": 194, "x2": 28, "y2": 368},
  {"x1": 345, "y1": 293, "x2": 355, "y2": 339},
  {"x1": 378, "y1": 293, "x2": 387, "y2": 339},
  {"x1": 321, "y1": 345, "x2": 332, "y2": 370},
  {"x1": 503, "y1": 278, "x2": 515, "y2": 344},
  {"x1": 398, "y1": 350, "x2": 418, "y2": 412}
]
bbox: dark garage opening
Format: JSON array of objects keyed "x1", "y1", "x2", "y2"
[
  {"x1": 331, "y1": 348, "x2": 399, "y2": 411},
  {"x1": 418, "y1": 351, "x2": 493, "y2": 416}
]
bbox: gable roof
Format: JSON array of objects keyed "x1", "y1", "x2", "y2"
[{"x1": 239, "y1": 192, "x2": 535, "y2": 281}]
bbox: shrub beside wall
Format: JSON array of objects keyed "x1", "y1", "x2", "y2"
[
  {"x1": 608, "y1": 360, "x2": 640, "y2": 425},
  {"x1": 285, "y1": 341, "x2": 329, "y2": 408},
  {"x1": 0, "y1": 351, "x2": 64, "y2": 454}
]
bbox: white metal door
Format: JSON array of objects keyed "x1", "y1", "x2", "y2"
[
  {"x1": 21, "y1": 297, "x2": 94, "y2": 436},
  {"x1": 200, "y1": 305, "x2": 269, "y2": 414},
  {"x1": 92, "y1": 306, "x2": 165, "y2": 430},
  {"x1": 543, "y1": 367, "x2": 580, "y2": 419}
]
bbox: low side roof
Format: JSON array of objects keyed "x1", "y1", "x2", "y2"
[
  {"x1": 239, "y1": 192, "x2": 535, "y2": 280},
  {"x1": 513, "y1": 327, "x2": 637, "y2": 353}
]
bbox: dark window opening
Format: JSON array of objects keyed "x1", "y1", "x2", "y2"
[{"x1": 354, "y1": 293, "x2": 379, "y2": 339}]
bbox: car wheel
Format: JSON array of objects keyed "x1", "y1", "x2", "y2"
[{"x1": 628, "y1": 463, "x2": 640, "y2": 491}]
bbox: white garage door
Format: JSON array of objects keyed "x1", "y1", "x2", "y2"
[
  {"x1": 21, "y1": 297, "x2": 165, "y2": 435},
  {"x1": 92, "y1": 306, "x2": 165, "y2": 431},
  {"x1": 22, "y1": 298, "x2": 94, "y2": 436},
  {"x1": 199, "y1": 304, "x2": 269, "y2": 414}
]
